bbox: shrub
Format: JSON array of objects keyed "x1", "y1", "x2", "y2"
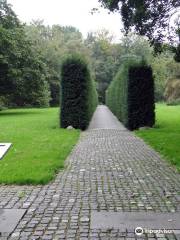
[
  {"x1": 164, "y1": 78, "x2": 180, "y2": 105},
  {"x1": 128, "y1": 65, "x2": 155, "y2": 130},
  {"x1": 167, "y1": 98, "x2": 180, "y2": 105},
  {"x1": 174, "y1": 44, "x2": 180, "y2": 63},
  {"x1": 0, "y1": 96, "x2": 6, "y2": 111},
  {"x1": 106, "y1": 58, "x2": 155, "y2": 130},
  {"x1": 60, "y1": 55, "x2": 98, "y2": 130},
  {"x1": 0, "y1": 95, "x2": 10, "y2": 111},
  {"x1": 0, "y1": 63, "x2": 8, "y2": 110}
]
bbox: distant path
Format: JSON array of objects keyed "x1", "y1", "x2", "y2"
[
  {"x1": 88, "y1": 105, "x2": 126, "y2": 130},
  {"x1": 1, "y1": 105, "x2": 180, "y2": 240}
]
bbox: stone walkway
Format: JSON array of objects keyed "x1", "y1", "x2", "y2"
[
  {"x1": 88, "y1": 105, "x2": 126, "y2": 130},
  {"x1": 0, "y1": 105, "x2": 180, "y2": 240}
]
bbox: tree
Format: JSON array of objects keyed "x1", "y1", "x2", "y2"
[
  {"x1": 0, "y1": 0, "x2": 20, "y2": 28},
  {"x1": 85, "y1": 29, "x2": 122, "y2": 103},
  {"x1": 0, "y1": 1, "x2": 50, "y2": 108},
  {"x1": 173, "y1": 15, "x2": 180, "y2": 62},
  {"x1": 120, "y1": 33, "x2": 153, "y2": 62},
  {"x1": 98, "y1": 0, "x2": 180, "y2": 54},
  {"x1": 25, "y1": 21, "x2": 62, "y2": 106},
  {"x1": 25, "y1": 22, "x2": 89, "y2": 106}
]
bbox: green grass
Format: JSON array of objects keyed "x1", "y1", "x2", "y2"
[
  {"x1": 135, "y1": 104, "x2": 180, "y2": 171},
  {"x1": 0, "y1": 108, "x2": 80, "y2": 185}
]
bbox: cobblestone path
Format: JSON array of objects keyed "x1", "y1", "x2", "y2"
[
  {"x1": 0, "y1": 105, "x2": 180, "y2": 240},
  {"x1": 88, "y1": 105, "x2": 126, "y2": 130}
]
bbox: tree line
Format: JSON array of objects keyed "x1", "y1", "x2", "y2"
[{"x1": 1, "y1": 0, "x2": 179, "y2": 110}]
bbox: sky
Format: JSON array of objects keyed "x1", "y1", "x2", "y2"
[{"x1": 7, "y1": 0, "x2": 123, "y2": 41}]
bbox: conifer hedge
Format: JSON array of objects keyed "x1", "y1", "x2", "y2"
[
  {"x1": 60, "y1": 55, "x2": 98, "y2": 130},
  {"x1": 106, "y1": 58, "x2": 155, "y2": 130}
]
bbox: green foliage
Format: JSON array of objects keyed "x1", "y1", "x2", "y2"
[
  {"x1": 0, "y1": 96, "x2": 6, "y2": 111},
  {"x1": 152, "y1": 53, "x2": 180, "y2": 101},
  {"x1": 0, "y1": 0, "x2": 20, "y2": 28},
  {"x1": 25, "y1": 21, "x2": 88, "y2": 106},
  {"x1": 172, "y1": 16, "x2": 180, "y2": 62},
  {"x1": 85, "y1": 30, "x2": 123, "y2": 103},
  {"x1": 106, "y1": 58, "x2": 130, "y2": 125},
  {"x1": 164, "y1": 78, "x2": 180, "y2": 105},
  {"x1": 1, "y1": 0, "x2": 178, "y2": 109},
  {"x1": 167, "y1": 98, "x2": 180, "y2": 106},
  {"x1": 120, "y1": 34, "x2": 153, "y2": 63},
  {"x1": 0, "y1": 1, "x2": 50, "y2": 108},
  {"x1": 60, "y1": 55, "x2": 98, "y2": 130},
  {"x1": 151, "y1": 54, "x2": 170, "y2": 101},
  {"x1": 98, "y1": 0, "x2": 180, "y2": 54},
  {"x1": 128, "y1": 65, "x2": 155, "y2": 130},
  {"x1": 174, "y1": 44, "x2": 180, "y2": 62},
  {"x1": 0, "y1": 62, "x2": 9, "y2": 96},
  {"x1": 118, "y1": 33, "x2": 166, "y2": 102},
  {"x1": 106, "y1": 57, "x2": 155, "y2": 130}
]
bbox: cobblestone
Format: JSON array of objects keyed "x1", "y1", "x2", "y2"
[{"x1": 0, "y1": 106, "x2": 180, "y2": 239}]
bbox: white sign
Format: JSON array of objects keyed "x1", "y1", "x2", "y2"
[{"x1": 0, "y1": 143, "x2": 12, "y2": 160}]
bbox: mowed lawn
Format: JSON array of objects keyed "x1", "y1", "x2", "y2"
[
  {"x1": 0, "y1": 108, "x2": 80, "y2": 184},
  {"x1": 136, "y1": 104, "x2": 180, "y2": 171}
]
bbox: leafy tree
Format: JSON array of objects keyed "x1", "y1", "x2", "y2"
[
  {"x1": 0, "y1": 1, "x2": 50, "y2": 108},
  {"x1": 25, "y1": 22, "x2": 88, "y2": 106},
  {"x1": 98, "y1": 0, "x2": 180, "y2": 54},
  {"x1": 151, "y1": 50, "x2": 180, "y2": 101},
  {"x1": 173, "y1": 15, "x2": 180, "y2": 62},
  {"x1": 85, "y1": 30, "x2": 122, "y2": 103},
  {"x1": 0, "y1": 0, "x2": 20, "y2": 28},
  {"x1": 120, "y1": 33, "x2": 153, "y2": 62},
  {"x1": 151, "y1": 54, "x2": 170, "y2": 101}
]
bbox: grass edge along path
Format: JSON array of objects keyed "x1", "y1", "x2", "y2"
[
  {"x1": 135, "y1": 103, "x2": 180, "y2": 172},
  {"x1": 0, "y1": 108, "x2": 80, "y2": 185}
]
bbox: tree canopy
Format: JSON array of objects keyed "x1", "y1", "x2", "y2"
[
  {"x1": 98, "y1": 0, "x2": 180, "y2": 55},
  {"x1": 0, "y1": 0, "x2": 20, "y2": 28},
  {"x1": 0, "y1": 0, "x2": 50, "y2": 108},
  {"x1": 1, "y1": 0, "x2": 179, "y2": 109}
]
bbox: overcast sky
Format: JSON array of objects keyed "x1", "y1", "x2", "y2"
[{"x1": 7, "y1": 0, "x2": 123, "y2": 41}]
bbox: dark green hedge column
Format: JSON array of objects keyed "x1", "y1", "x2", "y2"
[
  {"x1": 106, "y1": 58, "x2": 155, "y2": 130},
  {"x1": 60, "y1": 55, "x2": 98, "y2": 130},
  {"x1": 128, "y1": 66, "x2": 155, "y2": 130}
]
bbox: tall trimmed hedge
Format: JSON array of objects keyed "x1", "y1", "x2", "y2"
[
  {"x1": 60, "y1": 55, "x2": 98, "y2": 130},
  {"x1": 106, "y1": 58, "x2": 155, "y2": 130}
]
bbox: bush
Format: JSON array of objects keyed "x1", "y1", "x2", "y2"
[
  {"x1": 60, "y1": 55, "x2": 98, "y2": 130},
  {"x1": 106, "y1": 58, "x2": 155, "y2": 130},
  {"x1": 164, "y1": 78, "x2": 180, "y2": 105},
  {"x1": 50, "y1": 82, "x2": 60, "y2": 106},
  {"x1": 167, "y1": 98, "x2": 180, "y2": 105},
  {"x1": 0, "y1": 96, "x2": 6, "y2": 111},
  {"x1": 174, "y1": 44, "x2": 180, "y2": 62},
  {"x1": 0, "y1": 95, "x2": 11, "y2": 110}
]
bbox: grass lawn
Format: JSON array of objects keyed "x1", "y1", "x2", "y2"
[
  {"x1": 0, "y1": 108, "x2": 80, "y2": 185},
  {"x1": 135, "y1": 103, "x2": 180, "y2": 171}
]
